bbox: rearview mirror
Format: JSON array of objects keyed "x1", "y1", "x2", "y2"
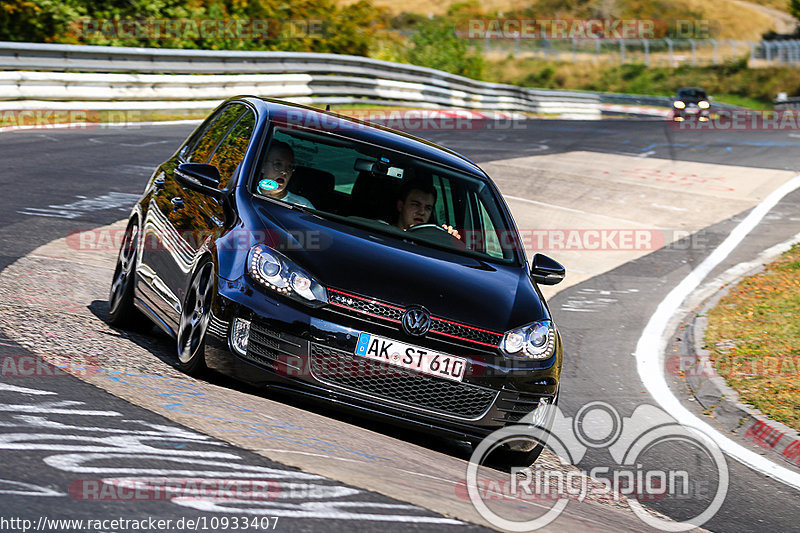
[
  {"x1": 530, "y1": 253, "x2": 565, "y2": 285},
  {"x1": 354, "y1": 158, "x2": 388, "y2": 175}
]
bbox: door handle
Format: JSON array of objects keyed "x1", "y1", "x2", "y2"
[{"x1": 171, "y1": 197, "x2": 184, "y2": 211}]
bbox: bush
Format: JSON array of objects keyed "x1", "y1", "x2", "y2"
[
  {"x1": 405, "y1": 17, "x2": 485, "y2": 79},
  {"x1": 0, "y1": 0, "x2": 382, "y2": 56}
]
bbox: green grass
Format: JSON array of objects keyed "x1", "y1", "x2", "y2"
[
  {"x1": 486, "y1": 57, "x2": 800, "y2": 106},
  {"x1": 711, "y1": 95, "x2": 774, "y2": 110},
  {"x1": 705, "y1": 243, "x2": 800, "y2": 432}
]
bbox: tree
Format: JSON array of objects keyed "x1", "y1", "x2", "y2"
[{"x1": 406, "y1": 17, "x2": 485, "y2": 79}]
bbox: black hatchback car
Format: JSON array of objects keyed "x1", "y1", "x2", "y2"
[
  {"x1": 672, "y1": 87, "x2": 711, "y2": 121},
  {"x1": 108, "y1": 96, "x2": 565, "y2": 465}
]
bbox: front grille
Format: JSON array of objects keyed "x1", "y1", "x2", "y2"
[
  {"x1": 328, "y1": 290, "x2": 405, "y2": 322},
  {"x1": 429, "y1": 317, "x2": 501, "y2": 346},
  {"x1": 309, "y1": 343, "x2": 497, "y2": 419},
  {"x1": 327, "y1": 288, "x2": 503, "y2": 348}
]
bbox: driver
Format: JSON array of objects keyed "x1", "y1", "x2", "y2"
[
  {"x1": 395, "y1": 179, "x2": 460, "y2": 239},
  {"x1": 257, "y1": 140, "x2": 314, "y2": 208},
  {"x1": 395, "y1": 182, "x2": 435, "y2": 231}
]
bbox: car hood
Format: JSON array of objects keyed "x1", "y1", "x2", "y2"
[{"x1": 249, "y1": 201, "x2": 547, "y2": 333}]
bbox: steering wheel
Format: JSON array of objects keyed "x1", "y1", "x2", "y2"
[
  {"x1": 405, "y1": 223, "x2": 466, "y2": 249},
  {"x1": 406, "y1": 223, "x2": 450, "y2": 234}
]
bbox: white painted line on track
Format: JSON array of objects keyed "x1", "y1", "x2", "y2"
[
  {"x1": 503, "y1": 194, "x2": 664, "y2": 228},
  {"x1": 0, "y1": 383, "x2": 57, "y2": 395},
  {"x1": 635, "y1": 173, "x2": 800, "y2": 491}
]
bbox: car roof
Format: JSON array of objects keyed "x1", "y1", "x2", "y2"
[{"x1": 240, "y1": 96, "x2": 489, "y2": 179}]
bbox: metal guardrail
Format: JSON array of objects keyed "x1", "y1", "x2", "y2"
[
  {"x1": 775, "y1": 96, "x2": 800, "y2": 110},
  {"x1": 755, "y1": 40, "x2": 800, "y2": 63},
  {"x1": 0, "y1": 41, "x2": 708, "y2": 118}
]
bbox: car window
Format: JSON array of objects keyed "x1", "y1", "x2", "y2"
[
  {"x1": 185, "y1": 104, "x2": 246, "y2": 164},
  {"x1": 251, "y1": 126, "x2": 519, "y2": 263},
  {"x1": 677, "y1": 89, "x2": 706, "y2": 99},
  {"x1": 207, "y1": 109, "x2": 256, "y2": 189}
]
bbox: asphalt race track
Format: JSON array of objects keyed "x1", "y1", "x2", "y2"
[{"x1": 1, "y1": 119, "x2": 799, "y2": 532}]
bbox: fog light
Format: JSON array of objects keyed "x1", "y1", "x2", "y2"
[
  {"x1": 231, "y1": 318, "x2": 251, "y2": 356},
  {"x1": 530, "y1": 397, "x2": 552, "y2": 427}
]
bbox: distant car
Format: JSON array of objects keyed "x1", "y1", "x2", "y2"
[
  {"x1": 673, "y1": 87, "x2": 711, "y2": 121},
  {"x1": 108, "y1": 96, "x2": 565, "y2": 467}
]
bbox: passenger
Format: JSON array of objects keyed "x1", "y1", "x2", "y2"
[
  {"x1": 394, "y1": 180, "x2": 460, "y2": 239},
  {"x1": 257, "y1": 140, "x2": 314, "y2": 208}
]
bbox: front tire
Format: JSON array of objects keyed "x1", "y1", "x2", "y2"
[
  {"x1": 481, "y1": 388, "x2": 559, "y2": 470},
  {"x1": 177, "y1": 260, "x2": 214, "y2": 375},
  {"x1": 108, "y1": 220, "x2": 149, "y2": 329}
]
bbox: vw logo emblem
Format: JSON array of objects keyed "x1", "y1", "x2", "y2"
[{"x1": 402, "y1": 306, "x2": 431, "y2": 337}]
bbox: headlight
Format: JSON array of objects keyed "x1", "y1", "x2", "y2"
[
  {"x1": 698, "y1": 100, "x2": 710, "y2": 109},
  {"x1": 501, "y1": 320, "x2": 556, "y2": 360},
  {"x1": 247, "y1": 244, "x2": 327, "y2": 306},
  {"x1": 673, "y1": 101, "x2": 686, "y2": 109}
]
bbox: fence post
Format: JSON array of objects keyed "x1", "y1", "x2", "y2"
[
  {"x1": 711, "y1": 39, "x2": 718, "y2": 65},
  {"x1": 643, "y1": 38, "x2": 649, "y2": 66},
  {"x1": 665, "y1": 38, "x2": 673, "y2": 67},
  {"x1": 777, "y1": 41, "x2": 786, "y2": 63},
  {"x1": 620, "y1": 39, "x2": 626, "y2": 64},
  {"x1": 689, "y1": 38, "x2": 697, "y2": 66},
  {"x1": 730, "y1": 39, "x2": 737, "y2": 60},
  {"x1": 572, "y1": 37, "x2": 577, "y2": 62}
]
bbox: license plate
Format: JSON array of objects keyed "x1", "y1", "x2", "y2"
[{"x1": 354, "y1": 333, "x2": 467, "y2": 382}]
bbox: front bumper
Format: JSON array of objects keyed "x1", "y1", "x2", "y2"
[
  {"x1": 204, "y1": 275, "x2": 561, "y2": 441},
  {"x1": 673, "y1": 106, "x2": 710, "y2": 120}
]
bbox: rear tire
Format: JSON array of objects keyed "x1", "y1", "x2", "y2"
[
  {"x1": 108, "y1": 220, "x2": 150, "y2": 329},
  {"x1": 177, "y1": 260, "x2": 214, "y2": 376}
]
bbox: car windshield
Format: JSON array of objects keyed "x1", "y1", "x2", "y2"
[
  {"x1": 677, "y1": 88, "x2": 706, "y2": 99},
  {"x1": 250, "y1": 126, "x2": 519, "y2": 263}
]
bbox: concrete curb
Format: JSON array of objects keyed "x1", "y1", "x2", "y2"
[{"x1": 682, "y1": 249, "x2": 800, "y2": 470}]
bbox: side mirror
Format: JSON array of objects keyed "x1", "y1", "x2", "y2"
[
  {"x1": 530, "y1": 253, "x2": 565, "y2": 286},
  {"x1": 175, "y1": 163, "x2": 222, "y2": 196}
]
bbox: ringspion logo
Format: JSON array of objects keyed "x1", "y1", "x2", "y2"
[{"x1": 466, "y1": 402, "x2": 728, "y2": 531}]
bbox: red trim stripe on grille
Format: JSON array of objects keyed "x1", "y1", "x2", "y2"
[{"x1": 327, "y1": 288, "x2": 502, "y2": 347}]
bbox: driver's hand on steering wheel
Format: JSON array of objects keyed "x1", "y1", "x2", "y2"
[{"x1": 442, "y1": 224, "x2": 461, "y2": 240}]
